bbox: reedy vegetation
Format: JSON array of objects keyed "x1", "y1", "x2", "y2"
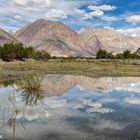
[{"x1": 17, "y1": 75, "x2": 44, "y2": 105}]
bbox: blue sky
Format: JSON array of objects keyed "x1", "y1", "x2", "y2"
[{"x1": 0, "y1": 0, "x2": 140, "y2": 36}]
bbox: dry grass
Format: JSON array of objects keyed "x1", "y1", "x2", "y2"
[{"x1": 0, "y1": 59, "x2": 140, "y2": 83}]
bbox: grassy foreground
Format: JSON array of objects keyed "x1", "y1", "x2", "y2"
[{"x1": 0, "y1": 59, "x2": 140, "y2": 83}]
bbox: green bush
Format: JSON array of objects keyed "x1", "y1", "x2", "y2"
[
  {"x1": 123, "y1": 50, "x2": 131, "y2": 58},
  {"x1": 0, "y1": 43, "x2": 16, "y2": 61},
  {"x1": 96, "y1": 49, "x2": 140, "y2": 59},
  {"x1": 96, "y1": 49, "x2": 114, "y2": 59},
  {"x1": 33, "y1": 51, "x2": 51, "y2": 60},
  {"x1": 0, "y1": 43, "x2": 51, "y2": 61},
  {"x1": 115, "y1": 53, "x2": 124, "y2": 59}
]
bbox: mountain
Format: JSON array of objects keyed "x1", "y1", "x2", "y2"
[
  {"x1": 0, "y1": 28, "x2": 19, "y2": 46},
  {"x1": 42, "y1": 74, "x2": 140, "y2": 96},
  {"x1": 80, "y1": 28, "x2": 140, "y2": 55},
  {"x1": 15, "y1": 19, "x2": 89, "y2": 57},
  {"x1": 14, "y1": 19, "x2": 140, "y2": 57},
  {"x1": 135, "y1": 48, "x2": 140, "y2": 55}
]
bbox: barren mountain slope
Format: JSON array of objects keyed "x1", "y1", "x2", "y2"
[
  {"x1": 135, "y1": 48, "x2": 140, "y2": 55},
  {"x1": 80, "y1": 28, "x2": 140, "y2": 54},
  {"x1": 15, "y1": 19, "x2": 140, "y2": 57},
  {"x1": 15, "y1": 19, "x2": 89, "y2": 57},
  {"x1": 0, "y1": 28, "x2": 19, "y2": 46}
]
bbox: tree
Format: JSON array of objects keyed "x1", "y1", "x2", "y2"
[
  {"x1": 33, "y1": 51, "x2": 51, "y2": 60},
  {"x1": 0, "y1": 43, "x2": 51, "y2": 61},
  {"x1": 96, "y1": 49, "x2": 107, "y2": 59},
  {"x1": 96, "y1": 49, "x2": 114, "y2": 59},
  {"x1": 115, "y1": 53, "x2": 124, "y2": 59},
  {"x1": 123, "y1": 50, "x2": 131, "y2": 58},
  {"x1": 15, "y1": 43, "x2": 27, "y2": 60},
  {"x1": 106, "y1": 52, "x2": 114, "y2": 59},
  {"x1": 0, "y1": 43, "x2": 16, "y2": 61},
  {"x1": 115, "y1": 50, "x2": 140, "y2": 59}
]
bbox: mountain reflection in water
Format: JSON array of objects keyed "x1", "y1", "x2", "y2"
[{"x1": 0, "y1": 74, "x2": 140, "y2": 140}]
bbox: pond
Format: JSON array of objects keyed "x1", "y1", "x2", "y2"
[{"x1": 0, "y1": 74, "x2": 140, "y2": 140}]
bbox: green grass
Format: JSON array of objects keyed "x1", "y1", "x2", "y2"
[{"x1": 0, "y1": 59, "x2": 140, "y2": 83}]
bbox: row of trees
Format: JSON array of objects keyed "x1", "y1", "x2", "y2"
[
  {"x1": 96, "y1": 49, "x2": 140, "y2": 59},
  {"x1": 0, "y1": 43, "x2": 139, "y2": 61},
  {"x1": 0, "y1": 43, "x2": 51, "y2": 61}
]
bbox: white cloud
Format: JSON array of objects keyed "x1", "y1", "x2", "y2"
[
  {"x1": 17, "y1": 106, "x2": 50, "y2": 121},
  {"x1": 44, "y1": 99, "x2": 67, "y2": 109},
  {"x1": 99, "y1": 97, "x2": 118, "y2": 103},
  {"x1": 101, "y1": 16, "x2": 118, "y2": 22},
  {"x1": 74, "y1": 104, "x2": 85, "y2": 109},
  {"x1": 44, "y1": 9, "x2": 67, "y2": 19},
  {"x1": 88, "y1": 5, "x2": 117, "y2": 11},
  {"x1": 82, "y1": 4, "x2": 117, "y2": 20},
  {"x1": 13, "y1": 0, "x2": 49, "y2": 7},
  {"x1": 0, "y1": 0, "x2": 118, "y2": 31},
  {"x1": 124, "y1": 97, "x2": 140, "y2": 105},
  {"x1": 104, "y1": 26, "x2": 140, "y2": 37},
  {"x1": 104, "y1": 26, "x2": 115, "y2": 30},
  {"x1": 74, "y1": 99, "x2": 114, "y2": 114},
  {"x1": 0, "y1": 0, "x2": 100, "y2": 31},
  {"x1": 13, "y1": 0, "x2": 28, "y2": 6},
  {"x1": 83, "y1": 10, "x2": 104, "y2": 19},
  {"x1": 80, "y1": 99, "x2": 102, "y2": 108},
  {"x1": 75, "y1": 9, "x2": 86, "y2": 15},
  {"x1": 87, "y1": 107, "x2": 114, "y2": 113},
  {"x1": 125, "y1": 15, "x2": 140, "y2": 25},
  {"x1": 114, "y1": 82, "x2": 140, "y2": 92},
  {"x1": 14, "y1": 14, "x2": 23, "y2": 20},
  {"x1": 117, "y1": 27, "x2": 140, "y2": 37},
  {"x1": 75, "y1": 8, "x2": 104, "y2": 20},
  {"x1": 94, "y1": 119, "x2": 125, "y2": 131}
]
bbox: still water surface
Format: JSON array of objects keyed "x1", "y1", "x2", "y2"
[{"x1": 0, "y1": 75, "x2": 140, "y2": 140}]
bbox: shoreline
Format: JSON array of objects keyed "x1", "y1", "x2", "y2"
[{"x1": 0, "y1": 74, "x2": 140, "y2": 96}]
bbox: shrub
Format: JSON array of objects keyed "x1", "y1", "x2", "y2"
[
  {"x1": 33, "y1": 51, "x2": 51, "y2": 60},
  {"x1": 123, "y1": 50, "x2": 131, "y2": 58},
  {"x1": 0, "y1": 43, "x2": 51, "y2": 61},
  {"x1": 19, "y1": 75, "x2": 44, "y2": 105},
  {"x1": 0, "y1": 43, "x2": 16, "y2": 61},
  {"x1": 96, "y1": 49, "x2": 140, "y2": 59},
  {"x1": 96, "y1": 49, "x2": 114, "y2": 59},
  {"x1": 115, "y1": 53, "x2": 124, "y2": 59}
]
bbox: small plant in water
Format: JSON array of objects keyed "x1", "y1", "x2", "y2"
[
  {"x1": 8, "y1": 94, "x2": 21, "y2": 137},
  {"x1": 7, "y1": 75, "x2": 44, "y2": 137},
  {"x1": 18, "y1": 75, "x2": 44, "y2": 105}
]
